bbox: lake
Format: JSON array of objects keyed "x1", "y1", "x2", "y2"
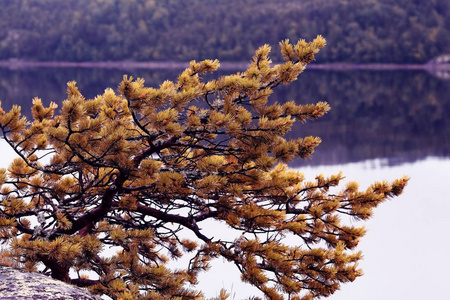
[
  {"x1": 1, "y1": 65, "x2": 449, "y2": 166},
  {"x1": 0, "y1": 65, "x2": 449, "y2": 299}
]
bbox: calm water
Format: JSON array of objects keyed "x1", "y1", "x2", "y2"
[
  {"x1": 0, "y1": 66, "x2": 449, "y2": 166},
  {"x1": 0, "y1": 66, "x2": 449, "y2": 299}
]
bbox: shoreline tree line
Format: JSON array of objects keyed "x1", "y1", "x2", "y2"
[{"x1": 0, "y1": 0, "x2": 448, "y2": 64}]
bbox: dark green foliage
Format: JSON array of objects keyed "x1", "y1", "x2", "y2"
[{"x1": 0, "y1": 0, "x2": 448, "y2": 63}]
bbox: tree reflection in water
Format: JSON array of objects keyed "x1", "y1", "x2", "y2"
[{"x1": 0, "y1": 66, "x2": 449, "y2": 166}]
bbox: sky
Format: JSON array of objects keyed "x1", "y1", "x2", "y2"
[{"x1": 1, "y1": 140, "x2": 449, "y2": 300}]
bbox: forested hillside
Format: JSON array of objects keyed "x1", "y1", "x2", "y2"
[{"x1": 0, "y1": 0, "x2": 448, "y2": 63}]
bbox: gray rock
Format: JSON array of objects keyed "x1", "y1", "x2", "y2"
[{"x1": 0, "y1": 266, "x2": 102, "y2": 300}]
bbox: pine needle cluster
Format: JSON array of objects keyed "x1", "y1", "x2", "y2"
[{"x1": 0, "y1": 36, "x2": 408, "y2": 300}]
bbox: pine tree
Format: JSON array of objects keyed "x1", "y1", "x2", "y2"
[{"x1": 0, "y1": 37, "x2": 408, "y2": 300}]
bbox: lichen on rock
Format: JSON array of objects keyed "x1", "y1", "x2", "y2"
[{"x1": 0, "y1": 266, "x2": 102, "y2": 300}]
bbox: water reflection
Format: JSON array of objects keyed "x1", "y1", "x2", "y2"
[
  {"x1": 0, "y1": 67, "x2": 448, "y2": 299},
  {"x1": 0, "y1": 66, "x2": 449, "y2": 166},
  {"x1": 286, "y1": 69, "x2": 450, "y2": 166}
]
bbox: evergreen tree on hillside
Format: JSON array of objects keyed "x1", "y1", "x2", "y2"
[{"x1": 0, "y1": 0, "x2": 448, "y2": 63}]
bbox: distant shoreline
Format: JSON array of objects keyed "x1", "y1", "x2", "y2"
[{"x1": 0, "y1": 60, "x2": 449, "y2": 71}]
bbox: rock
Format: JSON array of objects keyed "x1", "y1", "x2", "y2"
[{"x1": 0, "y1": 266, "x2": 102, "y2": 300}]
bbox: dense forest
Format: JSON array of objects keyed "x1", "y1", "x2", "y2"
[{"x1": 0, "y1": 0, "x2": 449, "y2": 63}]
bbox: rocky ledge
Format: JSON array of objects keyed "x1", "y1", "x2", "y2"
[{"x1": 0, "y1": 266, "x2": 102, "y2": 300}]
